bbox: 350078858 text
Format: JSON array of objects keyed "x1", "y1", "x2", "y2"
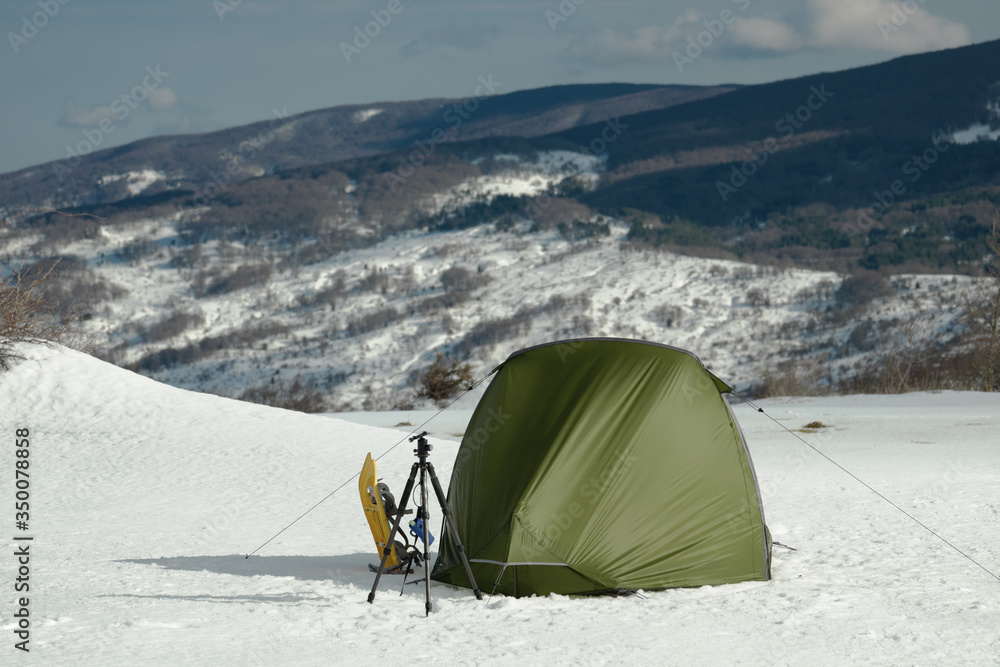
[{"x1": 13, "y1": 427, "x2": 32, "y2": 653}]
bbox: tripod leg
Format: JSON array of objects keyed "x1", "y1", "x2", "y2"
[
  {"x1": 419, "y1": 464, "x2": 432, "y2": 616},
  {"x1": 368, "y1": 462, "x2": 418, "y2": 604},
  {"x1": 427, "y1": 462, "x2": 483, "y2": 600}
]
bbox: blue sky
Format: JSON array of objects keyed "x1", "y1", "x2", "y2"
[{"x1": 1, "y1": 0, "x2": 997, "y2": 175}]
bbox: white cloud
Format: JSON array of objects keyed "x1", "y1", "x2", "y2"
[
  {"x1": 146, "y1": 87, "x2": 179, "y2": 112},
  {"x1": 562, "y1": 1, "x2": 970, "y2": 67},
  {"x1": 564, "y1": 10, "x2": 699, "y2": 64},
  {"x1": 729, "y1": 17, "x2": 802, "y2": 52},
  {"x1": 58, "y1": 102, "x2": 118, "y2": 128},
  {"x1": 563, "y1": 11, "x2": 803, "y2": 65},
  {"x1": 809, "y1": 0, "x2": 971, "y2": 53}
]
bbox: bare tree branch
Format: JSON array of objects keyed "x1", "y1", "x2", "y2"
[{"x1": 0, "y1": 210, "x2": 105, "y2": 369}]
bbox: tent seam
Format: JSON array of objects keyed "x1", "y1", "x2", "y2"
[{"x1": 724, "y1": 396, "x2": 770, "y2": 579}]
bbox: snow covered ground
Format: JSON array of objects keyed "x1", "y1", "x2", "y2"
[
  {"x1": 1, "y1": 344, "x2": 998, "y2": 665},
  {"x1": 97, "y1": 170, "x2": 165, "y2": 196},
  {"x1": 429, "y1": 151, "x2": 602, "y2": 213}
]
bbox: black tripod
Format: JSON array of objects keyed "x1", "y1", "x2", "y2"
[{"x1": 367, "y1": 432, "x2": 482, "y2": 615}]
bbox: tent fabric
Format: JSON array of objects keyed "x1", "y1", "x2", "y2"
[{"x1": 431, "y1": 338, "x2": 770, "y2": 597}]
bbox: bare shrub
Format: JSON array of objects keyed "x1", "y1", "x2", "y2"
[
  {"x1": 0, "y1": 219, "x2": 95, "y2": 368},
  {"x1": 237, "y1": 375, "x2": 328, "y2": 413},
  {"x1": 27, "y1": 216, "x2": 101, "y2": 255},
  {"x1": 116, "y1": 238, "x2": 159, "y2": 263},
  {"x1": 429, "y1": 243, "x2": 460, "y2": 258},
  {"x1": 815, "y1": 279, "x2": 836, "y2": 301},
  {"x1": 531, "y1": 293, "x2": 589, "y2": 318},
  {"x1": 181, "y1": 176, "x2": 339, "y2": 244},
  {"x1": 557, "y1": 220, "x2": 610, "y2": 241},
  {"x1": 140, "y1": 309, "x2": 206, "y2": 343},
  {"x1": 752, "y1": 359, "x2": 829, "y2": 398},
  {"x1": 414, "y1": 291, "x2": 470, "y2": 315},
  {"x1": 746, "y1": 287, "x2": 770, "y2": 308},
  {"x1": 959, "y1": 211, "x2": 1000, "y2": 391},
  {"x1": 132, "y1": 321, "x2": 290, "y2": 373},
  {"x1": 651, "y1": 304, "x2": 684, "y2": 327},
  {"x1": 1, "y1": 258, "x2": 77, "y2": 368},
  {"x1": 36, "y1": 263, "x2": 128, "y2": 314},
  {"x1": 298, "y1": 271, "x2": 347, "y2": 310},
  {"x1": 848, "y1": 320, "x2": 876, "y2": 352},
  {"x1": 835, "y1": 269, "x2": 892, "y2": 307},
  {"x1": 169, "y1": 244, "x2": 203, "y2": 269},
  {"x1": 570, "y1": 314, "x2": 594, "y2": 335},
  {"x1": 793, "y1": 286, "x2": 815, "y2": 303},
  {"x1": 358, "y1": 269, "x2": 390, "y2": 294},
  {"x1": 295, "y1": 242, "x2": 333, "y2": 266},
  {"x1": 456, "y1": 310, "x2": 532, "y2": 357},
  {"x1": 440, "y1": 266, "x2": 490, "y2": 293},
  {"x1": 304, "y1": 285, "x2": 342, "y2": 310},
  {"x1": 345, "y1": 306, "x2": 401, "y2": 336},
  {"x1": 708, "y1": 264, "x2": 729, "y2": 278},
  {"x1": 840, "y1": 214, "x2": 1000, "y2": 394},
  {"x1": 542, "y1": 294, "x2": 568, "y2": 313},
  {"x1": 416, "y1": 353, "x2": 472, "y2": 402},
  {"x1": 194, "y1": 263, "x2": 273, "y2": 297},
  {"x1": 837, "y1": 318, "x2": 948, "y2": 394}
]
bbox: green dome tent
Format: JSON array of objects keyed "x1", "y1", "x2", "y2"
[{"x1": 432, "y1": 338, "x2": 771, "y2": 597}]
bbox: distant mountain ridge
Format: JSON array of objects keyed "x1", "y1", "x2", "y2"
[
  {"x1": 7, "y1": 40, "x2": 1000, "y2": 275},
  {"x1": 556, "y1": 38, "x2": 1000, "y2": 227},
  {"x1": 0, "y1": 83, "x2": 734, "y2": 213}
]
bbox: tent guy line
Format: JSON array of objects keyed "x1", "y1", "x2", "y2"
[
  {"x1": 732, "y1": 392, "x2": 1000, "y2": 584},
  {"x1": 243, "y1": 370, "x2": 496, "y2": 560}
]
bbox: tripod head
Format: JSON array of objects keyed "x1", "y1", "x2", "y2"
[{"x1": 409, "y1": 431, "x2": 432, "y2": 457}]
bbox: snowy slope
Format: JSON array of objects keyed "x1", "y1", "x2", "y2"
[
  {"x1": 37, "y1": 201, "x2": 976, "y2": 409},
  {"x1": 1, "y1": 344, "x2": 998, "y2": 665}
]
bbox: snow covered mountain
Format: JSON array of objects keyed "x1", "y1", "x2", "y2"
[
  {"x1": 9, "y1": 150, "x2": 976, "y2": 409},
  {"x1": 4, "y1": 41, "x2": 1000, "y2": 406}
]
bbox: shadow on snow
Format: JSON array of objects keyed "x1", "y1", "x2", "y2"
[{"x1": 119, "y1": 553, "x2": 384, "y2": 588}]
